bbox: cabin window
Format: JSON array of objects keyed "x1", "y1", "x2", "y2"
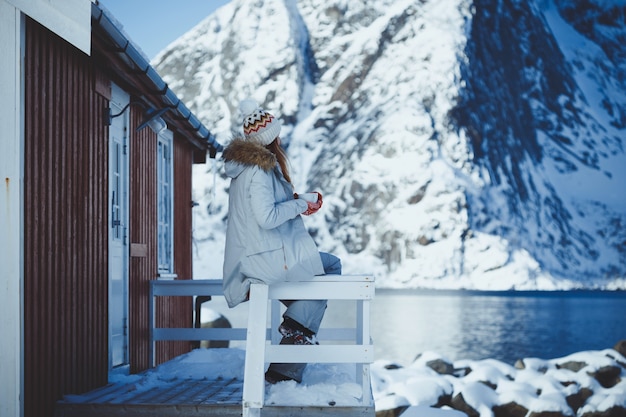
[{"x1": 157, "y1": 129, "x2": 174, "y2": 274}]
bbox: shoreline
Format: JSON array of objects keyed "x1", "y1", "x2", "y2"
[{"x1": 373, "y1": 342, "x2": 626, "y2": 417}]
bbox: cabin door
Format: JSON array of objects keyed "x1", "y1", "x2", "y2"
[{"x1": 108, "y1": 84, "x2": 130, "y2": 369}]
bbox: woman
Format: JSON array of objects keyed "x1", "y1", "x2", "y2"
[{"x1": 222, "y1": 99, "x2": 342, "y2": 384}]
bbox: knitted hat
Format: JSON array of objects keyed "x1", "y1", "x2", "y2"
[{"x1": 239, "y1": 99, "x2": 281, "y2": 146}]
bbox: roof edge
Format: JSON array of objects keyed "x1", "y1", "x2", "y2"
[{"x1": 91, "y1": 2, "x2": 223, "y2": 155}]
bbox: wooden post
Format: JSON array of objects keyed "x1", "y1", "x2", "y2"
[{"x1": 242, "y1": 283, "x2": 268, "y2": 416}]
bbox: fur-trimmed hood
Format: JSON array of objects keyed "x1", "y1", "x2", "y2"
[{"x1": 223, "y1": 138, "x2": 276, "y2": 179}]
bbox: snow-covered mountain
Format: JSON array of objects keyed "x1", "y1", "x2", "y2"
[{"x1": 153, "y1": 0, "x2": 626, "y2": 290}]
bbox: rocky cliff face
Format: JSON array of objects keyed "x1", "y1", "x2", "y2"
[
  {"x1": 154, "y1": 0, "x2": 626, "y2": 289},
  {"x1": 450, "y1": 0, "x2": 626, "y2": 286}
]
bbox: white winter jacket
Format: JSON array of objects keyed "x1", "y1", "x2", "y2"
[{"x1": 221, "y1": 139, "x2": 324, "y2": 308}]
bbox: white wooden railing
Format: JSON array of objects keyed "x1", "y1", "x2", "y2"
[
  {"x1": 149, "y1": 279, "x2": 250, "y2": 367},
  {"x1": 149, "y1": 275, "x2": 375, "y2": 416}
]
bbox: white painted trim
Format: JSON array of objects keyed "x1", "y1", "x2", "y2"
[
  {"x1": 108, "y1": 83, "x2": 130, "y2": 370},
  {"x1": 157, "y1": 128, "x2": 175, "y2": 274},
  {"x1": 0, "y1": 2, "x2": 25, "y2": 416},
  {"x1": 7, "y1": 0, "x2": 91, "y2": 54}
]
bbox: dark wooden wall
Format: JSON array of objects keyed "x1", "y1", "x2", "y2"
[
  {"x1": 127, "y1": 114, "x2": 195, "y2": 372},
  {"x1": 24, "y1": 17, "x2": 200, "y2": 417},
  {"x1": 151, "y1": 136, "x2": 197, "y2": 367},
  {"x1": 173, "y1": 138, "x2": 194, "y2": 282},
  {"x1": 24, "y1": 18, "x2": 109, "y2": 417},
  {"x1": 128, "y1": 112, "x2": 157, "y2": 372}
]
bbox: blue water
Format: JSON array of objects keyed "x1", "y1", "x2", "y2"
[
  {"x1": 206, "y1": 288, "x2": 626, "y2": 366},
  {"x1": 363, "y1": 289, "x2": 626, "y2": 366}
]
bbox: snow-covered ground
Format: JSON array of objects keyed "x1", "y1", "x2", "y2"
[{"x1": 103, "y1": 346, "x2": 626, "y2": 416}]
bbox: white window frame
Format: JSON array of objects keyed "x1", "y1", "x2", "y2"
[{"x1": 156, "y1": 128, "x2": 175, "y2": 276}]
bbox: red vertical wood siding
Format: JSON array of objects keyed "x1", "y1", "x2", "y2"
[
  {"x1": 128, "y1": 112, "x2": 158, "y2": 372},
  {"x1": 24, "y1": 19, "x2": 109, "y2": 417},
  {"x1": 23, "y1": 17, "x2": 202, "y2": 417},
  {"x1": 128, "y1": 115, "x2": 195, "y2": 372},
  {"x1": 173, "y1": 139, "x2": 194, "y2": 281},
  {"x1": 167, "y1": 137, "x2": 196, "y2": 357}
]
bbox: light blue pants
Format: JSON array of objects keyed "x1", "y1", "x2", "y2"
[
  {"x1": 268, "y1": 252, "x2": 341, "y2": 381},
  {"x1": 282, "y1": 251, "x2": 342, "y2": 333}
]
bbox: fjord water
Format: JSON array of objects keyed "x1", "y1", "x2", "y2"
[
  {"x1": 207, "y1": 289, "x2": 626, "y2": 366},
  {"x1": 361, "y1": 289, "x2": 626, "y2": 366}
]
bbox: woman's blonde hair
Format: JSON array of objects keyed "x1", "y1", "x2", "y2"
[{"x1": 266, "y1": 138, "x2": 292, "y2": 185}]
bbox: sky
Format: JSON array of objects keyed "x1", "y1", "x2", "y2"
[{"x1": 98, "y1": 0, "x2": 231, "y2": 60}]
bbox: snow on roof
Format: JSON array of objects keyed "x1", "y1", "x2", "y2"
[{"x1": 91, "y1": 2, "x2": 222, "y2": 154}]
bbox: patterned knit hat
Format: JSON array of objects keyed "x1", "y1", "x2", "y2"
[{"x1": 239, "y1": 99, "x2": 281, "y2": 146}]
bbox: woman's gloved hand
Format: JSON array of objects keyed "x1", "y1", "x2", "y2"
[{"x1": 301, "y1": 192, "x2": 323, "y2": 216}]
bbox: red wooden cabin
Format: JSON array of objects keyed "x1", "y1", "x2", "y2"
[{"x1": 0, "y1": 2, "x2": 221, "y2": 416}]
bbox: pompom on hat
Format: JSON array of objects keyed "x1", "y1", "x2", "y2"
[{"x1": 239, "y1": 99, "x2": 281, "y2": 146}]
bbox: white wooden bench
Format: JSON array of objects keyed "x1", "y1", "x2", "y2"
[{"x1": 149, "y1": 275, "x2": 375, "y2": 417}]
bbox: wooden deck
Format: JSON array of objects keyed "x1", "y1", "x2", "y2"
[
  {"x1": 55, "y1": 378, "x2": 372, "y2": 416},
  {"x1": 55, "y1": 377, "x2": 241, "y2": 416},
  {"x1": 55, "y1": 376, "x2": 373, "y2": 416},
  {"x1": 55, "y1": 349, "x2": 374, "y2": 417}
]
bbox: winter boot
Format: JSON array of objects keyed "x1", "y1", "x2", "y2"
[
  {"x1": 278, "y1": 317, "x2": 319, "y2": 345},
  {"x1": 264, "y1": 318, "x2": 318, "y2": 384}
]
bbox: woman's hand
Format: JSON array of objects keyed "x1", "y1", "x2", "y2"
[{"x1": 302, "y1": 192, "x2": 323, "y2": 215}]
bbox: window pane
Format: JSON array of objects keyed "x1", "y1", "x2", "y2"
[{"x1": 157, "y1": 134, "x2": 173, "y2": 273}]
